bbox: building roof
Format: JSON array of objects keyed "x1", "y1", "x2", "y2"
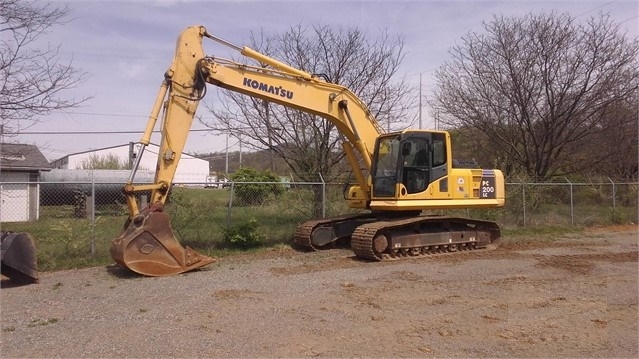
[
  {"x1": 0, "y1": 143, "x2": 51, "y2": 171},
  {"x1": 59, "y1": 143, "x2": 130, "y2": 158},
  {"x1": 53, "y1": 143, "x2": 206, "y2": 161}
]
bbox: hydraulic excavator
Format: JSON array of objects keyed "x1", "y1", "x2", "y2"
[{"x1": 110, "y1": 25, "x2": 505, "y2": 276}]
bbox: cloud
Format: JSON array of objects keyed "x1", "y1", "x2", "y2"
[{"x1": 117, "y1": 61, "x2": 149, "y2": 79}]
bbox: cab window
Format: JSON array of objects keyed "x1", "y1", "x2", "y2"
[{"x1": 432, "y1": 133, "x2": 446, "y2": 167}]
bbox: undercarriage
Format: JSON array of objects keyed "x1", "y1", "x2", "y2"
[{"x1": 294, "y1": 214, "x2": 501, "y2": 260}]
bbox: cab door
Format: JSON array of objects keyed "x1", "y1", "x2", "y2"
[
  {"x1": 399, "y1": 134, "x2": 431, "y2": 195},
  {"x1": 371, "y1": 134, "x2": 401, "y2": 197},
  {"x1": 397, "y1": 132, "x2": 448, "y2": 196}
]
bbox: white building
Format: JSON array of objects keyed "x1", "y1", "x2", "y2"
[
  {"x1": 50, "y1": 143, "x2": 209, "y2": 185},
  {"x1": 0, "y1": 143, "x2": 51, "y2": 222}
]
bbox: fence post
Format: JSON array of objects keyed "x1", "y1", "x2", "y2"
[
  {"x1": 319, "y1": 173, "x2": 326, "y2": 219},
  {"x1": 517, "y1": 176, "x2": 526, "y2": 228},
  {"x1": 90, "y1": 170, "x2": 96, "y2": 255},
  {"x1": 523, "y1": 181, "x2": 526, "y2": 227},
  {"x1": 226, "y1": 182, "x2": 234, "y2": 228},
  {"x1": 564, "y1": 177, "x2": 574, "y2": 227},
  {"x1": 607, "y1": 176, "x2": 616, "y2": 215}
]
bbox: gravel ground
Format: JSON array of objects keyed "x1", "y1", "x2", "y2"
[{"x1": 1, "y1": 227, "x2": 637, "y2": 358}]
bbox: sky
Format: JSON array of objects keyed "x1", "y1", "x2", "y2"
[{"x1": 12, "y1": 0, "x2": 639, "y2": 161}]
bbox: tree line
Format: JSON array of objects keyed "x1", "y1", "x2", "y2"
[{"x1": 3, "y1": 0, "x2": 637, "y2": 182}]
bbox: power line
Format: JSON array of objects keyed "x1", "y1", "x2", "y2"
[
  {"x1": 620, "y1": 15, "x2": 639, "y2": 24},
  {"x1": 52, "y1": 111, "x2": 148, "y2": 118},
  {"x1": 18, "y1": 129, "x2": 215, "y2": 135},
  {"x1": 576, "y1": 1, "x2": 615, "y2": 17}
]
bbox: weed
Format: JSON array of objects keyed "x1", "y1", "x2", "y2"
[{"x1": 28, "y1": 318, "x2": 58, "y2": 327}]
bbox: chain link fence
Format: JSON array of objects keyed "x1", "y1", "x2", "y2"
[
  {"x1": 1, "y1": 178, "x2": 637, "y2": 269},
  {"x1": 501, "y1": 181, "x2": 638, "y2": 228}
]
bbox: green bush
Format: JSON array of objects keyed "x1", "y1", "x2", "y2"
[
  {"x1": 230, "y1": 167, "x2": 284, "y2": 206},
  {"x1": 222, "y1": 218, "x2": 262, "y2": 249}
]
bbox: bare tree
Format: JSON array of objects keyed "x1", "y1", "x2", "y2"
[
  {"x1": 0, "y1": 0, "x2": 90, "y2": 139},
  {"x1": 77, "y1": 154, "x2": 129, "y2": 170},
  {"x1": 431, "y1": 12, "x2": 639, "y2": 181},
  {"x1": 580, "y1": 92, "x2": 638, "y2": 181},
  {"x1": 203, "y1": 23, "x2": 415, "y2": 182}
]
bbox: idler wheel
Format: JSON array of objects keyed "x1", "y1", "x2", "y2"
[{"x1": 372, "y1": 234, "x2": 389, "y2": 256}]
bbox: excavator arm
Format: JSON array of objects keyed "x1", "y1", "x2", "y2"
[
  {"x1": 126, "y1": 25, "x2": 384, "y2": 217},
  {"x1": 110, "y1": 26, "x2": 212, "y2": 276},
  {"x1": 123, "y1": 26, "x2": 207, "y2": 217}
]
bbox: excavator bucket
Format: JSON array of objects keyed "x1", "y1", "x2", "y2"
[
  {"x1": 1, "y1": 231, "x2": 39, "y2": 284},
  {"x1": 110, "y1": 211, "x2": 215, "y2": 276}
]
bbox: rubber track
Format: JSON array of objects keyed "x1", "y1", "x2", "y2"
[
  {"x1": 293, "y1": 218, "x2": 327, "y2": 251},
  {"x1": 351, "y1": 216, "x2": 498, "y2": 261},
  {"x1": 293, "y1": 214, "x2": 372, "y2": 251}
]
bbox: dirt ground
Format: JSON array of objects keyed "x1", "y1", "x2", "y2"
[{"x1": 1, "y1": 226, "x2": 637, "y2": 358}]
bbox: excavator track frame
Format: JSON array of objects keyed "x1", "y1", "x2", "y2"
[
  {"x1": 293, "y1": 213, "x2": 501, "y2": 262},
  {"x1": 351, "y1": 216, "x2": 501, "y2": 261}
]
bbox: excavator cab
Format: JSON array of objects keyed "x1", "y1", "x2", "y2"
[{"x1": 371, "y1": 131, "x2": 446, "y2": 198}]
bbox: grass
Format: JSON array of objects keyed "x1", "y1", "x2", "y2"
[
  {"x1": 1, "y1": 186, "x2": 636, "y2": 272},
  {"x1": 502, "y1": 225, "x2": 581, "y2": 237}
]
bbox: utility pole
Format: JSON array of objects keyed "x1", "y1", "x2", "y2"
[
  {"x1": 0, "y1": 125, "x2": 3, "y2": 174},
  {"x1": 419, "y1": 73, "x2": 422, "y2": 129},
  {"x1": 224, "y1": 133, "x2": 229, "y2": 174},
  {"x1": 265, "y1": 100, "x2": 275, "y2": 173},
  {"x1": 239, "y1": 134, "x2": 242, "y2": 167}
]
